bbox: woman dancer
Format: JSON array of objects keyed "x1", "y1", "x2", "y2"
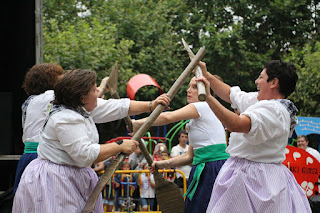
[
  {"x1": 198, "y1": 60, "x2": 311, "y2": 212},
  {"x1": 133, "y1": 76, "x2": 229, "y2": 213},
  {"x1": 13, "y1": 69, "x2": 170, "y2": 212}
]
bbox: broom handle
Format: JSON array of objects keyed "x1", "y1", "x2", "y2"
[
  {"x1": 82, "y1": 47, "x2": 205, "y2": 213},
  {"x1": 182, "y1": 38, "x2": 206, "y2": 101},
  {"x1": 113, "y1": 47, "x2": 206, "y2": 166},
  {"x1": 110, "y1": 91, "x2": 150, "y2": 162}
]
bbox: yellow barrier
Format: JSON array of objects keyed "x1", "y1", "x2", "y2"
[{"x1": 100, "y1": 169, "x2": 187, "y2": 213}]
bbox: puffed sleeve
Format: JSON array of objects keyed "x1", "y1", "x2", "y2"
[
  {"x1": 241, "y1": 101, "x2": 290, "y2": 145},
  {"x1": 230, "y1": 86, "x2": 258, "y2": 113},
  {"x1": 91, "y1": 98, "x2": 130, "y2": 123},
  {"x1": 54, "y1": 114, "x2": 100, "y2": 167}
]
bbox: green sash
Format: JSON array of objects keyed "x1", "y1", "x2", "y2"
[
  {"x1": 23, "y1": 142, "x2": 39, "y2": 154},
  {"x1": 184, "y1": 144, "x2": 229, "y2": 200}
]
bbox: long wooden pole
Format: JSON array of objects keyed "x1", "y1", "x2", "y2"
[
  {"x1": 182, "y1": 38, "x2": 206, "y2": 101},
  {"x1": 82, "y1": 47, "x2": 206, "y2": 213}
]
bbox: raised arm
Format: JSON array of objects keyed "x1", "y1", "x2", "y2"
[
  {"x1": 97, "y1": 77, "x2": 109, "y2": 98},
  {"x1": 197, "y1": 76, "x2": 251, "y2": 133},
  {"x1": 198, "y1": 61, "x2": 232, "y2": 104}
]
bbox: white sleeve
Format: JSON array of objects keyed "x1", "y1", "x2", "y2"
[
  {"x1": 191, "y1": 102, "x2": 206, "y2": 121},
  {"x1": 91, "y1": 98, "x2": 130, "y2": 123},
  {"x1": 242, "y1": 101, "x2": 289, "y2": 145},
  {"x1": 54, "y1": 116, "x2": 100, "y2": 167},
  {"x1": 230, "y1": 86, "x2": 258, "y2": 113}
]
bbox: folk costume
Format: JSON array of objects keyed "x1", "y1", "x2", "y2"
[
  {"x1": 14, "y1": 90, "x2": 54, "y2": 193},
  {"x1": 206, "y1": 87, "x2": 311, "y2": 213},
  {"x1": 13, "y1": 98, "x2": 130, "y2": 213},
  {"x1": 184, "y1": 101, "x2": 229, "y2": 213}
]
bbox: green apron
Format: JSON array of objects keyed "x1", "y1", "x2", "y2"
[{"x1": 184, "y1": 144, "x2": 229, "y2": 200}]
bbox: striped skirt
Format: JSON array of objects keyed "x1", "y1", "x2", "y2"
[
  {"x1": 185, "y1": 159, "x2": 227, "y2": 213},
  {"x1": 14, "y1": 153, "x2": 38, "y2": 193},
  {"x1": 12, "y1": 158, "x2": 103, "y2": 213},
  {"x1": 206, "y1": 157, "x2": 312, "y2": 213}
]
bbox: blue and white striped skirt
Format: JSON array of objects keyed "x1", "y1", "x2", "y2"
[
  {"x1": 13, "y1": 158, "x2": 103, "y2": 213},
  {"x1": 206, "y1": 157, "x2": 312, "y2": 213}
]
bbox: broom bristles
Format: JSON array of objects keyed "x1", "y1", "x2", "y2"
[{"x1": 154, "y1": 172, "x2": 185, "y2": 213}]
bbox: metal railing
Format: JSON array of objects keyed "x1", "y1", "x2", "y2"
[{"x1": 99, "y1": 169, "x2": 187, "y2": 213}]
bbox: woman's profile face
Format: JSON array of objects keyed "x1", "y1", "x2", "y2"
[
  {"x1": 187, "y1": 77, "x2": 199, "y2": 104},
  {"x1": 82, "y1": 84, "x2": 99, "y2": 112}
]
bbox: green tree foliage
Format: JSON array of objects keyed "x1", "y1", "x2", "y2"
[
  {"x1": 287, "y1": 42, "x2": 320, "y2": 117},
  {"x1": 181, "y1": 0, "x2": 320, "y2": 92},
  {"x1": 43, "y1": 0, "x2": 189, "y2": 108},
  {"x1": 42, "y1": 0, "x2": 320, "y2": 138},
  {"x1": 43, "y1": 0, "x2": 135, "y2": 95}
]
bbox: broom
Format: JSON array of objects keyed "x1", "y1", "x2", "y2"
[{"x1": 82, "y1": 47, "x2": 206, "y2": 213}]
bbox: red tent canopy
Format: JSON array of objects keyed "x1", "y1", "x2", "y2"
[{"x1": 126, "y1": 74, "x2": 163, "y2": 100}]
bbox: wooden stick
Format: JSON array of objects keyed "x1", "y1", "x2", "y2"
[
  {"x1": 182, "y1": 38, "x2": 206, "y2": 101},
  {"x1": 82, "y1": 47, "x2": 206, "y2": 213},
  {"x1": 108, "y1": 62, "x2": 134, "y2": 132}
]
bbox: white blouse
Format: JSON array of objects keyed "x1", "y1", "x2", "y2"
[
  {"x1": 188, "y1": 102, "x2": 227, "y2": 150},
  {"x1": 38, "y1": 98, "x2": 130, "y2": 167},
  {"x1": 227, "y1": 86, "x2": 291, "y2": 164},
  {"x1": 22, "y1": 90, "x2": 54, "y2": 143}
]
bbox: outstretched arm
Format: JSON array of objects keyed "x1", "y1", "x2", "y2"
[
  {"x1": 132, "y1": 103, "x2": 200, "y2": 133},
  {"x1": 128, "y1": 94, "x2": 171, "y2": 116},
  {"x1": 198, "y1": 61, "x2": 232, "y2": 104}
]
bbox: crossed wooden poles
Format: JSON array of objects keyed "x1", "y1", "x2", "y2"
[{"x1": 82, "y1": 41, "x2": 206, "y2": 213}]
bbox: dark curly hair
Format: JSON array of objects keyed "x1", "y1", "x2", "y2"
[
  {"x1": 53, "y1": 69, "x2": 96, "y2": 108},
  {"x1": 265, "y1": 60, "x2": 298, "y2": 98},
  {"x1": 22, "y1": 63, "x2": 64, "y2": 95}
]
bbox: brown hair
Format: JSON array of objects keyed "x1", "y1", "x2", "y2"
[
  {"x1": 121, "y1": 161, "x2": 131, "y2": 169},
  {"x1": 54, "y1": 69, "x2": 96, "y2": 108},
  {"x1": 297, "y1": 135, "x2": 308, "y2": 142},
  {"x1": 22, "y1": 63, "x2": 64, "y2": 95},
  {"x1": 265, "y1": 60, "x2": 298, "y2": 98}
]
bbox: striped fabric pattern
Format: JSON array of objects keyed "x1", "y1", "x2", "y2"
[
  {"x1": 206, "y1": 157, "x2": 312, "y2": 213},
  {"x1": 13, "y1": 153, "x2": 38, "y2": 193},
  {"x1": 185, "y1": 159, "x2": 227, "y2": 213},
  {"x1": 13, "y1": 158, "x2": 103, "y2": 213}
]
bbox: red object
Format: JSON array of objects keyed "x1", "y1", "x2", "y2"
[
  {"x1": 282, "y1": 145, "x2": 320, "y2": 197},
  {"x1": 126, "y1": 74, "x2": 163, "y2": 100}
]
